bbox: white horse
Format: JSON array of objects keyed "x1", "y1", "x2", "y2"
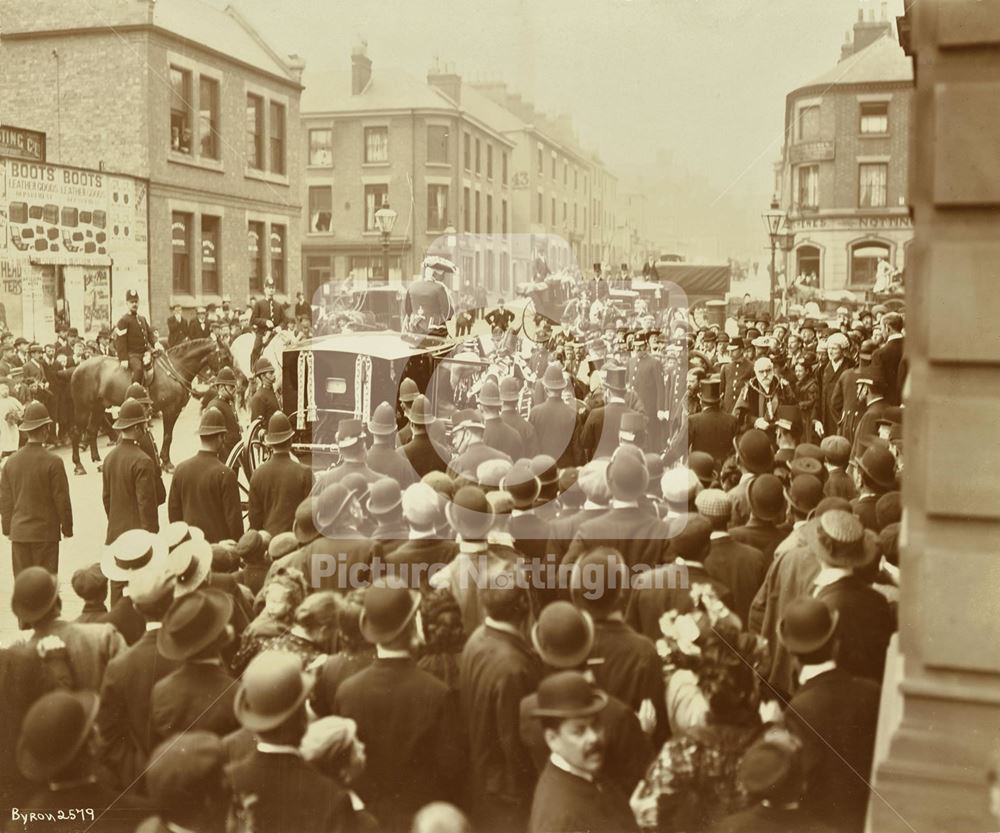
[{"x1": 231, "y1": 329, "x2": 296, "y2": 388}]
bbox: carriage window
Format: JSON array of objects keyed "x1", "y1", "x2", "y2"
[
  {"x1": 326, "y1": 378, "x2": 348, "y2": 394},
  {"x1": 172, "y1": 212, "x2": 192, "y2": 293}
]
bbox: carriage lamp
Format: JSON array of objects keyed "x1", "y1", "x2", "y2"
[
  {"x1": 762, "y1": 199, "x2": 786, "y2": 319},
  {"x1": 374, "y1": 200, "x2": 398, "y2": 285}
]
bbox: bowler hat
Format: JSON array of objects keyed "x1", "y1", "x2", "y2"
[
  {"x1": 778, "y1": 596, "x2": 839, "y2": 655},
  {"x1": 748, "y1": 474, "x2": 786, "y2": 523},
  {"x1": 368, "y1": 401, "x2": 397, "y2": 436},
  {"x1": 336, "y1": 418, "x2": 365, "y2": 449},
  {"x1": 316, "y1": 483, "x2": 355, "y2": 531},
  {"x1": 19, "y1": 401, "x2": 52, "y2": 432},
  {"x1": 688, "y1": 451, "x2": 716, "y2": 487},
  {"x1": 408, "y1": 394, "x2": 436, "y2": 425},
  {"x1": 17, "y1": 691, "x2": 100, "y2": 781},
  {"x1": 71, "y1": 563, "x2": 108, "y2": 602},
  {"x1": 876, "y1": 491, "x2": 902, "y2": 529},
  {"x1": 794, "y1": 443, "x2": 824, "y2": 464},
  {"x1": 292, "y1": 497, "x2": 320, "y2": 544},
  {"x1": 788, "y1": 457, "x2": 823, "y2": 480},
  {"x1": 145, "y1": 732, "x2": 225, "y2": 808},
  {"x1": 855, "y1": 446, "x2": 896, "y2": 491},
  {"x1": 264, "y1": 411, "x2": 295, "y2": 446},
  {"x1": 252, "y1": 357, "x2": 275, "y2": 377},
  {"x1": 167, "y1": 538, "x2": 213, "y2": 596},
  {"x1": 531, "y1": 671, "x2": 608, "y2": 719},
  {"x1": 570, "y1": 549, "x2": 627, "y2": 617},
  {"x1": 542, "y1": 362, "x2": 568, "y2": 390},
  {"x1": 859, "y1": 340, "x2": 876, "y2": 359},
  {"x1": 737, "y1": 430, "x2": 773, "y2": 475},
  {"x1": 11, "y1": 566, "x2": 60, "y2": 625},
  {"x1": 112, "y1": 397, "x2": 148, "y2": 430},
  {"x1": 531, "y1": 602, "x2": 595, "y2": 669},
  {"x1": 531, "y1": 454, "x2": 559, "y2": 486},
  {"x1": 158, "y1": 588, "x2": 233, "y2": 661},
  {"x1": 477, "y1": 379, "x2": 502, "y2": 409},
  {"x1": 210, "y1": 367, "x2": 237, "y2": 387},
  {"x1": 234, "y1": 651, "x2": 315, "y2": 732},
  {"x1": 738, "y1": 736, "x2": 804, "y2": 802},
  {"x1": 785, "y1": 474, "x2": 824, "y2": 516},
  {"x1": 125, "y1": 382, "x2": 152, "y2": 405},
  {"x1": 502, "y1": 460, "x2": 541, "y2": 509},
  {"x1": 398, "y1": 377, "x2": 419, "y2": 404},
  {"x1": 101, "y1": 528, "x2": 168, "y2": 583},
  {"x1": 606, "y1": 448, "x2": 648, "y2": 501},
  {"x1": 368, "y1": 478, "x2": 403, "y2": 516},
  {"x1": 699, "y1": 377, "x2": 721, "y2": 404},
  {"x1": 445, "y1": 485, "x2": 495, "y2": 540},
  {"x1": 359, "y1": 575, "x2": 421, "y2": 644},
  {"x1": 197, "y1": 407, "x2": 228, "y2": 436}
]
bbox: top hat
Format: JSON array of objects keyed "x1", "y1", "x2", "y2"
[
  {"x1": 17, "y1": 691, "x2": 100, "y2": 781},
  {"x1": 125, "y1": 382, "x2": 152, "y2": 405},
  {"x1": 101, "y1": 528, "x2": 168, "y2": 583},
  {"x1": 855, "y1": 446, "x2": 897, "y2": 491},
  {"x1": 11, "y1": 566, "x2": 60, "y2": 625},
  {"x1": 499, "y1": 376, "x2": 522, "y2": 403},
  {"x1": 603, "y1": 363, "x2": 627, "y2": 392},
  {"x1": 210, "y1": 367, "x2": 238, "y2": 387},
  {"x1": 531, "y1": 671, "x2": 608, "y2": 719},
  {"x1": 619, "y1": 412, "x2": 645, "y2": 443},
  {"x1": 264, "y1": 411, "x2": 295, "y2": 446},
  {"x1": 359, "y1": 576, "x2": 421, "y2": 644},
  {"x1": 699, "y1": 377, "x2": 721, "y2": 404},
  {"x1": 478, "y1": 379, "x2": 502, "y2": 409},
  {"x1": 778, "y1": 596, "x2": 839, "y2": 655},
  {"x1": 368, "y1": 478, "x2": 403, "y2": 516},
  {"x1": 125, "y1": 289, "x2": 139, "y2": 302},
  {"x1": 737, "y1": 430, "x2": 773, "y2": 475},
  {"x1": 542, "y1": 363, "x2": 568, "y2": 390},
  {"x1": 445, "y1": 485, "x2": 495, "y2": 540},
  {"x1": 252, "y1": 357, "x2": 275, "y2": 377},
  {"x1": 167, "y1": 538, "x2": 213, "y2": 596},
  {"x1": 112, "y1": 398, "x2": 148, "y2": 430},
  {"x1": 145, "y1": 731, "x2": 225, "y2": 807},
  {"x1": 748, "y1": 474, "x2": 786, "y2": 523},
  {"x1": 531, "y1": 602, "x2": 595, "y2": 669},
  {"x1": 157, "y1": 588, "x2": 233, "y2": 661},
  {"x1": 774, "y1": 405, "x2": 802, "y2": 435},
  {"x1": 408, "y1": 395, "x2": 436, "y2": 426},
  {"x1": 71, "y1": 563, "x2": 108, "y2": 602},
  {"x1": 197, "y1": 407, "x2": 228, "y2": 437},
  {"x1": 570, "y1": 549, "x2": 627, "y2": 617},
  {"x1": 399, "y1": 377, "x2": 420, "y2": 404},
  {"x1": 234, "y1": 651, "x2": 315, "y2": 732},
  {"x1": 368, "y1": 402, "x2": 397, "y2": 436},
  {"x1": 19, "y1": 401, "x2": 52, "y2": 432}
]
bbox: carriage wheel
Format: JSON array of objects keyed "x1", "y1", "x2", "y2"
[
  {"x1": 225, "y1": 419, "x2": 271, "y2": 523},
  {"x1": 522, "y1": 299, "x2": 556, "y2": 344}
]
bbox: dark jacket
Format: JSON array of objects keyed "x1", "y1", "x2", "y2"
[
  {"x1": 250, "y1": 296, "x2": 287, "y2": 332},
  {"x1": 333, "y1": 656, "x2": 465, "y2": 833},
  {"x1": 546, "y1": 506, "x2": 607, "y2": 564},
  {"x1": 399, "y1": 433, "x2": 450, "y2": 478},
  {"x1": 0, "y1": 645, "x2": 55, "y2": 809},
  {"x1": 710, "y1": 802, "x2": 837, "y2": 833},
  {"x1": 566, "y1": 505, "x2": 672, "y2": 571},
  {"x1": 151, "y1": 661, "x2": 239, "y2": 743},
  {"x1": 784, "y1": 667, "x2": 881, "y2": 833},
  {"x1": 689, "y1": 406, "x2": 739, "y2": 468},
  {"x1": 872, "y1": 335, "x2": 904, "y2": 406},
  {"x1": 247, "y1": 385, "x2": 280, "y2": 426},
  {"x1": 528, "y1": 761, "x2": 638, "y2": 833},
  {"x1": 168, "y1": 450, "x2": 244, "y2": 543},
  {"x1": 529, "y1": 398, "x2": 579, "y2": 468},
  {"x1": 729, "y1": 519, "x2": 788, "y2": 565},
  {"x1": 817, "y1": 575, "x2": 895, "y2": 684},
  {"x1": 248, "y1": 451, "x2": 313, "y2": 536},
  {"x1": 102, "y1": 440, "x2": 161, "y2": 544},
  {"x1": 483, "y1": 417, "x2": 525, "y2": 461},
  {"x1": 97, "y1": 629, "x2": 180, "y2": 788},
  {"x1": 404, "y1": 278, "x2": 451, "y2": 326},
  {"x1": 367, "y1": 443, "x2": 418, "y2": 489},
  {"x1": 704, "y1": 534, "x2": 767, "y2": 625},
  {"x1": 166, "y1": 314, "x2": 188, "y2": 348},
  {"x1": 627, "y1": 562, "x2": 734, "y2": 641},
  {"x1": 227, "y1": 748, "x2": 354, "y2": 833},
  {"x1": 820, "y1": 359, "x2": 852, "y2": 434},
  {"x1": 114, "y1": 311, "x2": 156, "y2": 359},
  {"x1": 27, "y1": 619, "x2": 126, "y2": 692},
  {"x1": 0, "y1": 443, "x2": 73, "y2": 541},
  {"x1": 459, "y1": 623, "x2": 542, "y2": 831},
  {"x1": 206, "y1": 395, "x2": 241, "y2": 463},
  {"x1": 500, "y1": 409, "x2": 537, "y2": 457},
  {"x1": 824, "y1": 467, "x2": 858, "y2": 501},
  {"x1": 580, "y1": 399, "x2": 639, "y2": 461}
]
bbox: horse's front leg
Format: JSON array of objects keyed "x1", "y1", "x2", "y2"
[{"x1": 160, "y1": 407, "x2": 179, "y2": 473}]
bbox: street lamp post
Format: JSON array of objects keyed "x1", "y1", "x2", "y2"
[
  {"x1": 762, "y1": 199, "x2": 786, "y2": 319},
  {"x1": 374, "y1": 199, "x2": 398, "y2": 285}
]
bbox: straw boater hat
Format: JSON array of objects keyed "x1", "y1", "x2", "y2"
[{"x1": 101, "y1": 528, "x2": 168, "y2": 583}]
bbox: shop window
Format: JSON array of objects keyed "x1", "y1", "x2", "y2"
[
  {"x1": 364, "y1": 184, "x2": 388, "y2": 231},
  {"x1": 428, "y1": 125, "x2": 449, "y2": 164},
  {"x1": 797, "y1": 165, "x2": 819, "y2": 209},
  {"x1": 797, "y1": 105, "x2": 820, "y2": 142},
  {"x1": 796, "y1": 245, "x2": 821, "y2": 286},
  {"x1": 428, "y1": 185, "x2": 449, "y2": 231},
  {"x1": 199, "y1": 77, "x2": 219, "y2": 160},
  {"x1": 172, "y1": 212, "x2": 192, "y2": 292},
  {"x1": 859, "y1": 163, "x2": 888, "y2": 208},
  {"x1": 246, "y1": 94, "x2": 264, "y2": 170},
  {"x1": 309, "y1": 129, "x2": 333, "y2": 166},
  {"x1": 170, "y1": 67, "x2": 193, "y2": 154},
  {"x1": 860, "y1": 102, "x2": 889, "y2": 135},
  {"x1": 269, "y1": 102, "x2": 286, "y2": 175},
  {"x1": 464, "y1": 133, "x2": 471, "y2": 171},
  {"x1": 850, "y1": 241, "x2": 891, "y2": 287},
  {"x1": 350, "y1": 255, "x2": 401, "y2": 281},
  {"x1": 270, "y1": 224, "x2": 286, "y2": 293},
  {"x1": 485, "y1": 252, "x2": 495, "y2": 292},
  {"x1": 201, "y1": 216, "x2": 220, "y2": 295},
  {"x1": 248, "y1": 221, "x2": 265, "y2": 292},
  {"x1": 364, "y1": 127, "x2": 388, "y2": 163},
  {"x1": 309, "y1": 186, "x2": 332, "y2": 233}
]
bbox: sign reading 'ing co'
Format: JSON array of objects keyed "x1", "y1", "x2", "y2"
[{"x1": 0, "y1": 125, "x2": 46, "y2": 163}]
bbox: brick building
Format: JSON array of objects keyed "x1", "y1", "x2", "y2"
[
  {"x1": 300, "y1": 49, "x2": 516, "y2": 301},
  {"x1": 0, "y1": 0, "x2": 304, "y2": 328},
  {"x1": 774, "y1": 4, "x2": 913, "y2": 291}
]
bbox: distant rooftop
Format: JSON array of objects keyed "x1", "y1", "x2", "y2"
[{"x1": 798, "y1": 32, "x2": 913, "y2": 91}]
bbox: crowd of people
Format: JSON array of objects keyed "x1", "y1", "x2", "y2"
[{"x1": 0, "y1": 255, "x2": 906, "y2": 833}]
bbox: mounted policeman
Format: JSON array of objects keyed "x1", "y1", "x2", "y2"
[
  {"x1": 115, "y1": 289, "x2": 161, "y2": 385},
  {"x1": 404, "y1": 255, "x2": 454, "y2": 337},
  {"x1": 250, "y1": 276, "x2": 287, "y2": 367}
]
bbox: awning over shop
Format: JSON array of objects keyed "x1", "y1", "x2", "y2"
[{"x1": 29, "y1": 254, "x2": 112, "y2": 267}]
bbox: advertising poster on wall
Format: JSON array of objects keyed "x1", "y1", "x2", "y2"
[{"x1": 0, "y1": 157, "x2": 149, "y2": 340}]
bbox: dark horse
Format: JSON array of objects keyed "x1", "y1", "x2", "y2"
[{"x1": 69, "y1": 338, "x2": 221, "y2": 476}]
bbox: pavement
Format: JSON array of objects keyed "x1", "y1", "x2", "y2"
[{"x1": 0, "y1": 397, "x2": 206, "y2": 645}]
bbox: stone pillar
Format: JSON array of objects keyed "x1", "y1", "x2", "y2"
[{"x1": 868, "y1": 2, "x2": 1000, "y2": 831}]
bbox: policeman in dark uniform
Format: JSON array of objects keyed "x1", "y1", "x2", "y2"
[
  {"x1": 205, "y1": 367, "x2": 241, "y2": 462},
  {"x1": 115, "y1": 289, "x2": 159, "y2": 384},
  {"x1": 123, "y1": 382, "x2": 166, "y2": 484},
  {"x1": 250, "y1": 277, "x2": 286, "y2": 367},
  {"x1": 248, "y1": 358, "x2": 280, "y2": 426}
]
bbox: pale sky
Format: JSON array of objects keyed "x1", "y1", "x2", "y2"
[{"x1": 234, "y1": 0, "x2": 907, "y2": 259}]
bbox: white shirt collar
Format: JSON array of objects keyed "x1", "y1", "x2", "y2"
[
  {"x1": 256, "y1": 742, "x2": 302, "y2": 756},
  {"x1": 813, "y1": 566, "x2": 852, "y2": 591},
  {"x1": 145, "y1": 622, "x2": 162, "y2": 632},
  {"x1": 549, "y1": 751, "x2": 595, "y2": 783},
  {"x1": 886, "y1": 332, "x2": 904, "y2": 342},
  {"x1": 458, "y1": 538, "x2": 488, "y2": 554},
  {"x1": 709, "y1": 531, "x2": 729, "y2": 540},
  {"x1": 485, "y1": 617, "x2": 523, "y2": 639},
  {"x1": 164, "y1": 822, "x2": 198, "y2": 833},
  {"x1": 408, "y1": 528, "x2": 437, "y2": 540},
  {"x1": 799, "y1": 660, "x2": 837, "y2": 686},
  {"x1": 487, "y1": 530, "x2": 515, "y2": 548},
  {"x1": 739, "y1": 471, "x2": 755, "y2": 485},
  {"x1": 583, "y1": 500, "x2": 607, "y2": 511},
  {"x1": 611, "y1": 499, "x2": 638, "y2": 509},
  {"x1": 376, "y1": 645, "x2": 411, "y2": 660},
  {"x1": 511, "y1": 508, "x2": 531, "y2": 516}
]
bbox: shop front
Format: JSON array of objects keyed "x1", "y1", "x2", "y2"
[{"x1": 0, "y1": 157, "x2": 149, "y2": 342}]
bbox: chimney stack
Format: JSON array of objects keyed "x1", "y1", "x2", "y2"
[
  {"x1": 427, "y1": 61, "x2": 461, "y2": 104},
  {"x1": 351, "y1": 41, "x2": 371, "y2": 95}
]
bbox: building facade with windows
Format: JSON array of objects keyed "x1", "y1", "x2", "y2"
[
  {"x1": 300, "y1": 50, "x2": 515, "y2": 301},
  {"x1": 774, "y1": 8, "x2": 913, "y2": 291},
  {"x1": 0, "y1": 0, "x2": 303, "y2": 326}
]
